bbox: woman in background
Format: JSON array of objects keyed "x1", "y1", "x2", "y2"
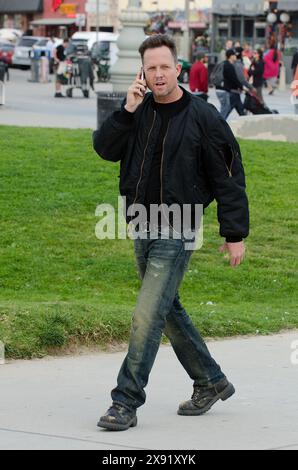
[
  {"x1": 263, "y1": 45, "x2": 282, "y2": 95},
  {"x1": 248, "y1": 49, "x2": 265, "y2": 103}
]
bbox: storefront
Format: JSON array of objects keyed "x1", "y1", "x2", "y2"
[
  {"x1": 31, "y1": 0, "x2": 87, "y2": 37},
  {"x1": 0, "y1": 0, "x2": 43, "y2": 33}
]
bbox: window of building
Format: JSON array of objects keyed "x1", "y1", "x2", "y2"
[{"x1": 244, "y1": 19, "x2": 254, "y2": 38}]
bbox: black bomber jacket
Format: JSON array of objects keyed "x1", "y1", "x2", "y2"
[{"x1": 93, "y1": 90, "x2": 249, "y2": 240}]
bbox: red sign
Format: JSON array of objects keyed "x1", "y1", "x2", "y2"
[{"x1": 52, "y1": 0, "x2": 63, "y2": 11}]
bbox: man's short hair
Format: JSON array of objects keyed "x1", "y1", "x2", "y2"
[
  {"x1": 196, "y1": 52, "x2": 207, "y2": 61},
  {"x1": 138, "y1": 34, "x2": 178, "y2": 64},
  {"x1": 226, "y1": 48, "x2": 236, "y2": 59}
]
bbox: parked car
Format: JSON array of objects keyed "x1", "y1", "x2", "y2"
[
  {"x1": 12, "y1": 36, "x2": 43, "y2": 69},
  {"x1": 0, "y1": 28, "x2": 22, "y2": 43},
  {"x1": 0, "y1": 42, "x2": 15, "y2": 66},
  {"x1": 178, "y1": 57, "x2": 191, "y2": 83}
]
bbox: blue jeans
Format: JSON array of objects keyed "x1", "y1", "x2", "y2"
[
  {"x1": 216, "y1": 90, "x2": 230, "y2": 119},
  {"x1": 111, "y1": 232, "x2": 225, "y2": 410}
]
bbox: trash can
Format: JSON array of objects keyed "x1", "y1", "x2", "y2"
[
  {"x1": 96, "y1": 92, "x2": 126, "y2": 129},
  {"x1": 30, "y1": 57, "x2": 40, "y2": 82}
]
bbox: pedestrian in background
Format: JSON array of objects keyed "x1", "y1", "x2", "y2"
[
  {"x1": 263, "y1": 45, "x2": 281, "y2": 95},
  {"x1": 53, "y1": 37, "x2": 69, "y2": 98},
  {"x1": 221, "y1": 48, "x2": 244, "y2": 119},
  {"x1": 219, "y1": 39, "x2": 233, "y2": 62},
  {"x1": 234, "y1": 47, "x2": 254, "y2": 93},
  {"x1": 189, "y1": 52, "x2": 209, "y2": 101},
  {"x1": 46, "y1": 36, "x2": 56, "y2": 74},
  {"x1": 248, "y1": 49, "x2": 265, "y2": 104}
]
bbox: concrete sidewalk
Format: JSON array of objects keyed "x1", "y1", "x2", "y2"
[{"x1": 1, "y1": 331, "x2": 297, "y2": 450}]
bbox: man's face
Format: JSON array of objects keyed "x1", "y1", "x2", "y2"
[
  {"x1": 226, "y1": 40, "x2": 233, "y2": 50},
  {"x1": 229, "y1": 54, "x2": 237, "y2": 63},
  {"x1": 143, "y1": 46, "x2": 182, "y2": 102}
]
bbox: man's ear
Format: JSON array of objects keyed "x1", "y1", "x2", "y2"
[{"x1": 176, "y1": 62, "x2": 182, "y2": 77}]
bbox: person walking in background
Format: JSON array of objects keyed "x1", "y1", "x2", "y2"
[
  {"x1": 242, "y1": 43, "x2": 253, "y2": 78},
  {"x1": 222, "y1": 48, "x2": 245, "y2": 119},
  {"x1": 189, "y1": 52, "x2": 209, "y2": 101},
  {"x1": 234, "y1": 47, "x2": 254, "y2": 93},
  {"x1": 248, "y1": 49, "x2": 265, "y2": 104},
  {"x1": 219, "y1": 39, "x2": 233, "y2": 62},
  {"x1": 46, "y1": 36, "x2": 56, "y2": 74},
  {"x1": 53, "y1": 37, "x2": 69, "y2": 98},
  {"x1": 93, "y1": 34, "x2": 249, "y2": 431},
  {"x1": 263, "y1": 44, "x2": 281, "y2": 95}
]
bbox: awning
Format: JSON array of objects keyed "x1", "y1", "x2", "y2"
[
  {"x1": 212, "y1": 0, "x2": 265, "y2": 17},
  {"x1": 278, "y1": 1, "x2": 298, "y2": 11},
  {"x1": 0, "y1": 0, "x2": 42, "y2": 13},
  {"x1": 30, "y1": 18, "x2": 76, "y2": 26}
]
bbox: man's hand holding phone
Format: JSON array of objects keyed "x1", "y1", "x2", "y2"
[{"x1": 124, "y1": 68, "x2": 147, "y2": 113}]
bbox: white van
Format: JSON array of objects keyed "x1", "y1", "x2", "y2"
[{"x1": 71, "y1": 32, "x2": 119, "y2": 66}]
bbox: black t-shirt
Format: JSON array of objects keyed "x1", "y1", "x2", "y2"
[
  {"x1": 56, "y1": 44, "x2": 66, "y2": 61},
  {"x1": 144, "y1": 88, "x2": 190, "y2": 209}
]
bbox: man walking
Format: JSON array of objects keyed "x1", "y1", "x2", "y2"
[
  {"x1": 222, "y1": 48, "x2": 245, "y2": 119},
  {"x1": 189, "y1": 52, "x2": 209, "y2": 100},
  {"x1": 93, "y1": 35, "x2": 249, "y2": 431}
]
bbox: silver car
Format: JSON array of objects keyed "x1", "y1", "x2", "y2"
[{"x1": 12, "y1": 36, "x2": 43, "y2": 68}]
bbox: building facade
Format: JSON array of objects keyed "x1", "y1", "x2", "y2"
[
  {"x1": 0, "y1": 0, "x2": 43, "y2": 33},
  {"x1": 0, "y1": 0, "x2": 119, "y2": 37},
  {"x1": 85, "y1": 0, "x2": 119, "y2": 32},
  {"x1": 211, "y1": 0, "x2": 298, "y2": 51},
  {"x1": 31, "y1": 0, "x2": 87, "y2": 37}
]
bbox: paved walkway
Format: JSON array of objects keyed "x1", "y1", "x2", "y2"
[
  {"x1": 0, "y1": 69, "x2": 295, "y2": 129},
  {"x1": 1, "y1": 331, "x2": 297, "y2": 450}
]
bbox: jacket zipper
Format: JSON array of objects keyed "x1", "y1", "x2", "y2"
[
  {"x1": 160, "y1": 121, "x2": 170, "y2": 205},
  {"x1": 160, "y1": 121, "x2": 181, "y2": 235},
  {"x1": 132, "y1": 110, "x2": 156, "y2": 207},
  {"x1": 219, "y1": 148, "x2": 235, "y2": 178}
]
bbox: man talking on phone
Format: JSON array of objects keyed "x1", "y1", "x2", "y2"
[{"x1": 93, "y1": 35, "x2": 249, "y2": 431}]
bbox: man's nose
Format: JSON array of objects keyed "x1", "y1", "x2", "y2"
[{"x1": 155, "y1": 67, "x2": 164, "y2": 77}]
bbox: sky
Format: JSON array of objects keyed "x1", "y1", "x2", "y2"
[{"x1": 118, "y1": 1, "x2": 212, "y2": 11}]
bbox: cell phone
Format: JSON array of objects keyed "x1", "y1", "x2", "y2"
[{"x1": 140, "y1": 67, "x2": 145, "y2": 81}]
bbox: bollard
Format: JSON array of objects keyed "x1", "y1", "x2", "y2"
[
  {"x1": 96, "y1": 92, "x2": 126, "y2": 129},
  {"x1": 29, "y1": 58, "x2": 40, "y2": 82}
]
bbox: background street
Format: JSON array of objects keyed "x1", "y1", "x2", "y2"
[{"x1": 0, "y1": 69, "x2": 295, "y2": 129}]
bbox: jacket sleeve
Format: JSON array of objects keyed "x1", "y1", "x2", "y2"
[
  {"x1": 200, "y1": 105, "x2": 249, "y2": 239},
  {"x1": 92, "y1": 104, "x2": 135, "y2": 162},
  {"x1": 235, "y1": 62, "x2": 253, "y2": 90}
]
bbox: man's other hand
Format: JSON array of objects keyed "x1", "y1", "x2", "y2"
[{"x1": 219, "y1": 241, "x2": 246, "y2": 267}]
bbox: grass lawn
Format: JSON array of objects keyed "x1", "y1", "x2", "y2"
[{"x1": 0, "y1": 126, "x2": 297, "y2": 359}]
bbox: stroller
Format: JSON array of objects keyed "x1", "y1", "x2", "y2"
[
  {"x1": 244, "y1": 90, "x2": 279, "y2": 115},
  {"x1": 65, "y1": 44, "x2": 94, "y2": 98}
]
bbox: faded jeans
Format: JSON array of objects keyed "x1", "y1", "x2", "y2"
[
  {"x1": 216, "y1": 90, "x2": 230, "y2": 119},
  {"x1": 111, "y1": 231, "x2": 225, "y2": 410}
]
